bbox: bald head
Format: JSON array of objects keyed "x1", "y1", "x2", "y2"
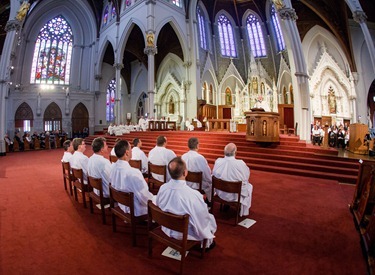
[
  {"x1": 224, "y1": 143, "x2": 237, "y2": 157},
  {"x1": 168, "y1": 157, "x2": 187, "y2": 180}
]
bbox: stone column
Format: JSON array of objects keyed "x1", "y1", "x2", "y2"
[
  {"x1": 278, "y1": 4, "x2": 311, "y2": 141},
  {"x1": 144, "y1": 46, "x2": 157, "y2": 119},
  {"x1": 0, "y1": 18, "x2": 21, "y2": 156},
  {"x1": 113, "y1": 63, "x2": 123, "y2": 124}
]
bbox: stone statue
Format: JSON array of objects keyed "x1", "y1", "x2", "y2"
[
  {"x1": 169, "y1": 98, "x2": 174, "y2": 114},
  {"x1": 328, "y1": 87, "x2": 337, "y2": 114},
  {"x1": 146, "y1": 32, "x2": 154, "y2": 47},
  {"x1": 16, "y1": 1, "x2": 30, "y2": 22}
]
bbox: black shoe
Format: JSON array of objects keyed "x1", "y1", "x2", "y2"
[{"x1": 205, "y1": 241, "x2": 216, "y2": 252}]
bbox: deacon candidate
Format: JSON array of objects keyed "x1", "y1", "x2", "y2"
[
  {"x1": 87, "y1": 137, "x2": 112, "y2": 198},
  {"x1": 181, "y1": 137, "x2": 212, "y2": 201},
  {"x1": 61, "y1": 140, "x2": 74, "y2": 162},
  {"x1": 110, "y1": 140, "x2": 154, "y2": 217},
  {"x1": 156, "y1": 157, "x2": 217, "y2": 249},
  {"x1": 69, "y1": 138, "x2": 89, "y2": 184},
  {"x1": 148, "y1": 135, "x2": 176, "y2": 182},
  {"x1": 131, "y1": 138, "x2": 148, "y2": 174},
  {"x1": 212, "y1": 143, "x2": 253, "y2": 216}
]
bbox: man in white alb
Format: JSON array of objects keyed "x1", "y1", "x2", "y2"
[
  {"x1": 148, "y1": 135, "x2": 176, "y2": 182},
  {"x1": 212, "y1": 143, "x2": 253, "y2": 216},
  {"x1": 156, "y1": 157, "x2": 217, "y2": 249},
  {"x1": 185, "y1": 118, "x2": 194, "y2": 131},
  {"x1": 131, "y1": 138, "x2": 148, "y2": 174},
  {"x1": 61, "y1": 140, "x2": 74, "y2": 163},
  {"x1": 138, "y1": 116, "x2": 147, "y2": 131},
  {"x1": 69, "y1": 138, "x2": 89, "y2": 184},
  {"x1": 110, "y1": 140, "x2": 154, "y2": 217},
  {"x1": 87, "y1": 137, "x2": 112, "y2": 198},
  {"x1": 181, "y1": 137, "x2": 212, "y2": 201}
]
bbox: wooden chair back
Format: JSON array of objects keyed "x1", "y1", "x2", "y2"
[
  {"x1": 211, "y1": 176, "x2": 242, "y2": 225},
  {"x1": 34, "y1": 138, "x2": 40, "y2": 150},
  {"x1": 13, "y1": 138, "x2": 19, "y2": 151},
  {"x1": 186, "y1": 171, "x2": 203, "y2": 194},
  {"x1": 71, "y1": 168, "x2": 88, "y2": 208},
  {"x1": 109, "y1": 155, "x2": 118, "y2": 163},
  {"x1": 129, "y1": 159, "x2": 142, "y2": 171},
  {"x1": 45, "y1": 136, "x2": 50, "y2": 149},
  {"x1": 147, "y1": 201, "x2": 205, "y2": 274},
  {"x1": 88, "y1": 176, "x2": 109, "y2": 224},
  {"x1": 148, "y1": 162, "x2": 167, "y2": 193},
  {"x1": 24, "y1": 138, "x2": 31, "y2": 150},
  {"x1": 109, "y1": 185, "x2": 146, "y2": 246},
  {"x1": 62, "y1": 161, "x2": 73, "y2": 195}
]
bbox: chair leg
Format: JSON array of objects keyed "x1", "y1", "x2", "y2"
[
  {"x1": 180, "y1": 249, "x2": 186, "y2": 275},
  {"x1": 69, "y1": 181, "x2": 73, "y2": 196},
  {"x1": 63, "y1": 179, "x2": 67, "y2": 190},
  {"x1": 82, "y1": 190, "x2": 87, "y2": 208},
  {"x1": 89, "y1": 197, "x2": 94, "y2": 214},
  {"x1": 73, "y1": 186, "x2": 78, "y2": 202},
  {"x1": 148, "y1": 237, "x2": 153, "y2": 258}
]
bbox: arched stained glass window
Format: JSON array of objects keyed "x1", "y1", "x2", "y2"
[
  {"x1": 103, "y1": 6, "x2": 109, "y2": 26},
  {"x1": 197, "y1": 6, "x2": 207, "y2": 50},
  {"x1": 30, "y1": 15, "x2": 73, "y2": 85},
  {"x1": 271, "y1": 5, "x2": 285, "y2": 52},
  {"x1": 218, "y1": 14, "x2": 236, "y2": 57},
  {"x1": 246, "y1": 13, "x2": 266, "y2": 57},
  {"x1": 106, "y1": 78, "x2": 116, "y2": 122},
  {"x1": 111, "y1": 5, "x2": 116, "y2": 20},
  {"x1": 172, "y1": 0, "x2": 181, "y2": 7}
]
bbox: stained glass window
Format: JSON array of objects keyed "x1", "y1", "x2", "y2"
[
  {"x1": 106, "y1": 78, "x2": 116, "y2": 122},
  {"x1": 218, "y1": 14, "x2": 236, "y2": 57},
  {"x1": 111, "y1": 5, "x2": 116, "y2": 20},
  {"x1": 197, "y1": 7, "x2": 207, "y2": 50},
  {"x1": 271, "y1": 5, "x2": 285, "y2": 52},
  {"x1": 103, "y1": 6, "x2": 109, "y2": 26},
  {"x1": 246, "y1": 14, "x2": 266, "y2": 57},
  {"x1": 30, "y1": 15, "x2": 73, "y2": 85},
  {"x1": 172, "y1": 0, "x2": 181, "y2": 7}
]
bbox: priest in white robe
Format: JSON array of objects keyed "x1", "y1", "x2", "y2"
[
  {"x1": 185, "y1": 119, "x2": 194, "y2": 131},
  {"x1": 212, "y1": 143, "x2": 253, "y2": 216},
  {"x1": 69, "y1": 138, "x2": 89, "y2": 184},
  {"x1": 110, "y1": 140, "x2": 154, "y2": 217},
  {"x1": 181, "y1": 137, "x2": 212, "y2": 201},
  {"x1": 138, "y1": 116, "x2": 147, "y2": 131},
  {"x1": 148, "y1": 135, "x2": 177, "y2": 182},
  {"x1": 156, "y1": 157, "x2": 216, "y2": 248},
  {"x1": 131, "y1": 137, "x2": 148, "y2": 174},
  {"x1": 87, "y1": 137, "x2": 112, "y2": 198}
]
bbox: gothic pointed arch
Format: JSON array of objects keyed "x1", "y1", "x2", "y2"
[
  {"x1": 15, "y1": 102, "x2": 34, "y2": 130},
  {"x1": 137, "y1": 92, "x2": 148, "y2": 119},
  {"x1": 44, "y1": 102, "x2": 62, "y2": 131},
  {"x1": 71, "y1": 103, "x2": 89, "y2": 134}
]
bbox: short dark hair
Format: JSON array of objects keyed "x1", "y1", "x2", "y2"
[
  {"x1": 72, "y1": 138, "x2": 83, "y2": 151},
  {"x1": 133, "y1": 138, "x2": 140, "y2": 147},
  {"x1": 188, "y1": 137, "x2": 198, "y2": 150},
  {"x1": 168, "y1": 157, "x2": 186, "y2": 180},
  {"x1": 156, "y1": 135, "x2": 166, "y2": 146},
  {"x1": 92, "y1": 137, "x2": 106, "y2": 153},
  {"x1": 114, "y1": 140, "x2": 130, "y2": 158},
  {"x1": 63, "y1": 140, "x2": 71, "y2": 151}
]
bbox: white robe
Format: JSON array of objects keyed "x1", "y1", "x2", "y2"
[
  {"x1": 138, "y1": 118, "x2": 147, "y2": 131},
  {"x1": 61, "y1": 151, "x2": 72, "y2": 163},
  {"x1": 70, "y1": 151, "x2": 89, "y2": 184},
  {"x1": 148, "y1": 146, "x2": 177, "y2": 182},
  {"x1": 110, "y1": 147, "x2": 116, "y2": 156},
  {"x1": 185, "y1": 120, "x2": 194, "y2": 131},
  {"x1": 181, "y1": 150, "x2": 212, "y2": 201},
  {"x1": 156, "y1": 179, "x2": 216, "y2": 247},
  {"x1": 110, "y1": 160, "x2": 154, "y2": 216},
  {"x1": 212, "y1": 156, "x2": 253, "y2": 216},
  {"x1": 87, "y1": 154, "x2": 112, "y2": 198},
  {"x1": 131, "y1": 146, "x2": 148, "y2": 174}
]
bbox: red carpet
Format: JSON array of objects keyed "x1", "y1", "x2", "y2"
[{"x1": 0, "y1": 149, "x2": 367, "y2": 274}]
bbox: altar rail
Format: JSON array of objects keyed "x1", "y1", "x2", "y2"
[{"x1": 207, "y1": 119, "x2": 230, "y2": 131}]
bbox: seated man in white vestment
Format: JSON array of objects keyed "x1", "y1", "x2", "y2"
[
  {"x1": 138, "y1": 116, "x2": 147, "y2": 131},
  {"x1": 110, "y1": 140, "x2": 154, "y2": 217},
  {"x1": 181, "y1": 137, "x2": 212, "y2": 201},
  {"x1": 69, "y1": 138, "x2": 89, "y2": 184},
  {"x1": 185, "y1": 119, "x2": 194, "y2": 131},
  {"x1": 131, "y1": 138, "x2": 148, "y2": 174},
  {"x1": 87, "y1": 137, "x2": 112, "y2": 198},
  {"x1": 107, "y1": 123, "x2": 115, "y2": 136},
  {"x1": 156, "y1": 157, "x2": 217, "y2": 248},
  {"x1": 148, "y1": 135, "x2": 177, "y2": 182},
  {"x1": 61, "y1": 140, "x2": 74, "y2": 163},
  {"x1": 212, "y1": 143, "x2": 253, "y2": 216}
]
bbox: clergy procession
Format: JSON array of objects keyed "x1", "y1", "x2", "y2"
[{"x1": 61, "y1": 134, "x2": 253, "y2": 256}]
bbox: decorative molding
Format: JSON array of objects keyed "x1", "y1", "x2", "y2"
[
  {"x1": 94, "y1": 74, "x2": 102, "y2": 80},
  {"x1": 145, "y1": 0, "x2": 156, "y2": 5},
  {"x1": 144, "y1": 47, "x2": 157, "y2": 55},
  {"x1": 279, "y1": 8, "x2": 298, "y2": 21},
  {"x1": 113, "y1": 63, "x2": 124, "y2": 70},
  {"x1": 353, "y1": 11, "x2": 367, "y2": 24},
  {"x1": 5, "y1": 20, "x2": 21, "y2": 32}
]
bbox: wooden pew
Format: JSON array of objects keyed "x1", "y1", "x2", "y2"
[
  {"x1": 34, "y1": 138, "x2": 41, "y2": 150},
  {"x1": 13, "y1": 138, "x2": 20, "y2": 151},
  {"x1": 23, "y1": 138, "x2": 31, "y2": 150}
]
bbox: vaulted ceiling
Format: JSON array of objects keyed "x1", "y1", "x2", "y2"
[{"x1": 0, "y1": 0, "x2": 374, "y2": 68}]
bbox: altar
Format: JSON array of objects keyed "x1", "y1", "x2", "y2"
[{"x1": 245, "y1": 110, "x2": 280, "y2": 142}]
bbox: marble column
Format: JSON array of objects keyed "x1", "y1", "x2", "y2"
[{"x1": 113, "y1": 63, "x2": 123, "y2": 124}]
